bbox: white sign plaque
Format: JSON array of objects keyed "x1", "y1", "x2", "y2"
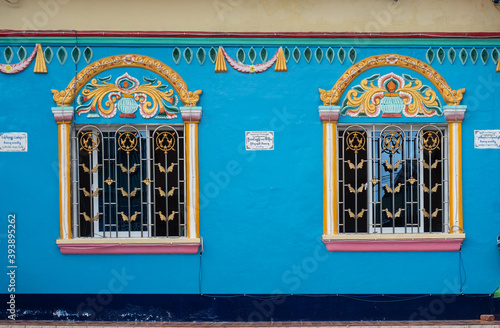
[
  {"x1": 474, "y1": 130, "x2": 500, "y2": 149},
  {"x1": 245, "y1": 131, "x2": 274, "y2": 150},
  {"x1": 0, "y1": 132, "x2": 28, "y2": 152}
]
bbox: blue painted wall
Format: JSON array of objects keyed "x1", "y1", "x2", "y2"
[{"x1": 0, "y1": 40, "x2": 500, "y2": 299}]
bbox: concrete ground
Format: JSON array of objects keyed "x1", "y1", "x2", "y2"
[{"x1": 1, "y1": 320, "x2": 500, "y2": 328}]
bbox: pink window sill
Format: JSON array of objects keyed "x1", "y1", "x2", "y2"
[
  {"x1": 322, "y1": 234, "x2": 465, "y2": 252},
  {"x1": 56, "y1": 238, "x2": 201, "y2": 255}
]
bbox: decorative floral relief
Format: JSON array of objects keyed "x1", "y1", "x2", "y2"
[
  {"x1": 76, "y1": 73, "x2": 180, "y2": 119},
  {"x1": 341, "y1": 72, "x2": 442, "y2": 118}
]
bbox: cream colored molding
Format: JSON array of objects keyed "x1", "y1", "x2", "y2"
[
  {"x1": 323, "y1": 233, "x2": 465, "y2": 241},
  {"x1": 56, "y1": 238, "x2": 201, "y2": 245},
  {"x1": 1, "y1": 0, "x2": 499, "y2": 33}
]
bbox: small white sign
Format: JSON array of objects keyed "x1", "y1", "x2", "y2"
[
  {"x1": 245, "y1": 131, "x2": 274, "y2": 150},
  {"x1": 474, "y1": 130, "x2": 500, "y2": 149},
  {"x1": 0, "y1": 132, "x2": 28, "y2": 152}
]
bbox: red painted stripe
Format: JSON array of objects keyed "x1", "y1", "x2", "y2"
[{"x1": 1, "y1": 30, "x2": 500, "y2": 39}]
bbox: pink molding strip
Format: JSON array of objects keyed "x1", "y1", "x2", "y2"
[
  {"x1": 323, "y1": 238, "x2": 464, "y2": 252},
  {"x1": 3, "y1": 31, "x2": 500, "y2": 39},
  {"x1": 318, "y1": 107, "x2": 340, "y2": 122},
  {"x1": 58, "y1": 243, "x2": 200, "y2": 255},
  {"x1": 52, "y1": 107, "x2": 75, "y2": 123}
]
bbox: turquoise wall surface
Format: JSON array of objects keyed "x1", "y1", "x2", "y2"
[{"x1": 0, "y1": 39, "x2": 500, "y2": 296}]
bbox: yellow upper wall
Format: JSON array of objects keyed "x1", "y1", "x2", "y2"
[{"x1": 1, "y1": 0, "x2": 500, "y2": 33}]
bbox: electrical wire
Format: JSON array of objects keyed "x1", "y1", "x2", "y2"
[{"x1": 459, "y1": 248, "x2": 467, "y2": 294}]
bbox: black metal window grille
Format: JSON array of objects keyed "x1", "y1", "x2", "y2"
[
  {"x1": 338, "y1": 124, "x2": 448, "y2": 234},
  {"x1": 71, "y1": 124, "x2": 185, "y2": 238}
]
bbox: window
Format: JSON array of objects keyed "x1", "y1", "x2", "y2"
[
  {"x1": 318, "y1": 54, "x2": 467, "y2": 252},
  {"x1": 338, "y1": 124, "x2": 448, "y2": 234},
  {"x1": 51, "y1": 54, "x2": 203, "y2": 254},
  {"x1": 73, "y1": 124, "x2": 185, "y2": 238}
]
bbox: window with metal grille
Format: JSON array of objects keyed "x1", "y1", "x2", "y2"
[
  {"x1": 72, "y1": 124, "x2": 185, "y2": 238},
  {"x1": 338, "y1": 124, "x2": 448, "y2": 234}
]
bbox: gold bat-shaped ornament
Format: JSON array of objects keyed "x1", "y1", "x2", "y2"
[
  {"x1": 422, "y1": 159, "x2": 439, "y2": 170},
  {"x1": 81, "y1": 163, "x2": 99, "y2": 173},
  {"x1": 346, "y1": 159, "x2": 365, "y2": 170},
  {"x1": 120, "y1": 211, "x2": 139, "y2": 222},
  {"x1": 346, "y1": 183, "x2": 365, "y2": 193},
  {"x1": 423, "y1": 183, "x2": 440, "y2": 193},
  {"x1": 156, "y1": 163, "x2": 166, "y2": 173},
  {"x1": 159, "y1": 211, "x2": 166, "y2": 221},
  {"x1": 167, "y1": 211, "x2": 176, "y2": 221},
  {"x1": 382, "y1": 159, "x2": 402, "y2": 171},
  {"x1": 119, "y1": 187, "x2": 139, "y2": 197},
  {"x1": 82, "y1": 187, "x2": 100, "y2": 197},
  {"x1": 167, "y1": 186, "x2": 176, "y2": 197},
  {"x1": 119, "y1": 163, "x2": 139, "y2": 174},
  {"x1": 383, "y1": 183, "x2": 403, "y2": 194},
  {"x1": 83, "y1": 212, "x2": 100, "y2": 222},
  {"x1": 158, "y1": 187, "x2": 166, "y2": 197},
  {"x1": 346, "y1": 208, "x2": 366, "y2": 219},
  {"x1": 166, "y1": 162, "x2": 175, "y2": 173},
  {"x1": 384, "y1": 208, "x2": 403, "y2": 219},
  {"x1": 422, "y1": 208, "x2": 439, "y2": 219}
]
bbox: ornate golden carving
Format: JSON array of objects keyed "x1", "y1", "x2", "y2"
[
  {"x1": 80, "y1": 131, "x2": 100, "y2": 153},
  {"x1": 167, "y1": 186, "x2": 176, "y2": 197},
  {"x1": 52, "y1": 54, "x2": 202, "y2": 107},
  {"x1": 407, "y1": 176, "x2": 417, "y2": 185},
  {"x1": 346, "y1": 131, "x2": 366, "y2": 154},
  {"x1": 319, "y1": 54, "x2": 465, "y2": 106},
  {"x1": 158, "y1": 187, "x2": 166, "y2": 197},
  {"x1": 370, "y1": 177, "x2": 380, "y2": 185},
  {"x1": 143, "y1": 178, "x2": 152, "y2": 186},
  {"x1": 421, "y1": 131, "x2": 440, "y2": 153},
  {"x1": 382, "y1": 132, "x2": 402, "y2": 154},
  {"x1": 155, "y1": 131, "x2": 176, "y2": 153},
  {"x1": 105, "y1": 177, "x2": 115, "y2": 186},
  {"x1": 166, "y1": 162, "x2": 175, "y2": 173},
  {"x1": 117, "y1": 132, "x2": 138, "y2": 154}
]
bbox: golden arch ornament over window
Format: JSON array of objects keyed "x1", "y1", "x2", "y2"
[
  {"x1": 319, "y1": 54, "x2": 465, "y2": 107},
  {"x1": 340, "y1": 73, "x2": 444, "y2": 118}
]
